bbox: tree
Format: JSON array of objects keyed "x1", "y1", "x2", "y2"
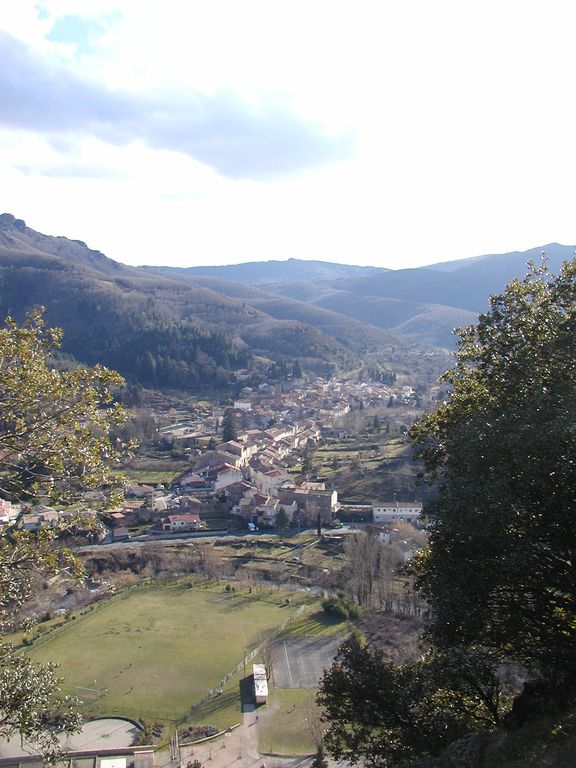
[
  {"x1": 320, "y1": 262, "x2": 576, "y2": 767},
  {"x1": 274, "y1": 508, "x2": 289, "y2": 530},
  {"x1": 410, "y1": 260, "x2": 576, "y2": 675},
  {"x1": 342, "y1": 531, "x2": 405, "y2": 611},
  {"x1": 0, "y1": 311, "x2": 130, "y2": 759},
  {"x1": 310, "y1": 745, "x2": 328, "y2": 768},
  {"x1": 301, "y1": 446, "x2": 317, "y2": 475},
  {"x1": 318, "y1": 635, "x2": 505, "y2": 767},
  {"x1": 221, "y1": 408, "x2": 238, "y2": 442},
  {"x1": 257, "y1": 633, "x2": 278, "y2": 682}
]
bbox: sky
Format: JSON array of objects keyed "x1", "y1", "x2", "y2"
[{"x1": 1, "y1": 1, "x2": 576, "y2": 270}]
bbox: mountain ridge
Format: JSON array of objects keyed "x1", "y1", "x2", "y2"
[
  {"x1": 2, "y1": 213, "x2": 574, "y2": 378},
  {"x1": 0, "y1": 214, "x2": 413, "y2": 390}
]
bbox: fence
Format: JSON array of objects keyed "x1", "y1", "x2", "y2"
[
  {"x1": 39, "y1": 579, "x2": 310, "y2": 723},
  {"x1": 179, "y1": 602, "x2": 308, "y2": 723}
]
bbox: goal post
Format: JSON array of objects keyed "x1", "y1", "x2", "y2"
[{"x1": 75, "y1": 686, "x2": 101, "y2": 702}]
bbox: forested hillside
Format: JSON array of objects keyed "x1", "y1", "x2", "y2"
[{"x1": 0, "y1": 214, "x2": 410, "y2": 390}]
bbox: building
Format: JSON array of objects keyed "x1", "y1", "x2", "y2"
[
  {"x1": 372, "y1": 501, "x2": 423, "y2": 524},
  {"x1": 159, "y1": 513, "x2": 203, "y2": 532},
  {"x1": 253, "y1": 663, "x2": 268, "y2": 704}
]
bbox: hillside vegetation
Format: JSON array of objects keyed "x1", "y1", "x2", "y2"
[{"x1": 0, "y1": 213, "x2": 414, "y2": 390}]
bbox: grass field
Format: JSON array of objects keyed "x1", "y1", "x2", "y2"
[
  {"x1": 258, "y1": 688, "x2": 321, "y2": 756},
  {"x1": 25, "y1": 581, "x2": 311, "y2": 722}
]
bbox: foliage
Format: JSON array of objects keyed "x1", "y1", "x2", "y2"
[
  {"x1": 221, "y1": 408, "x2": 238, "y2": 442},
  {"x1": 0, "y1": 311, "x2": 130, "y2": 760},
  {"x1": 319, "y1": 262, "x2": 576, "y2": 766},
  {"x1": 341, "y1": 530, "x2": 420, "y2": 611},
  {"x1": 274, "y1": 508, "x2": 289, "y2": 530},
  {"x1": 410, "y1": 260, "x2": 576, "y2": 674},
  {"x1": 0, "y1": 643, "x2": 82, "y2": 761},
  {"x1": 301, "y1": 446, "x2": 317, "y2": 474},
  {"x1": 310, "y1": 744, "x2": 329, "y2": 767},
  {"x1": 318, "y1": 635, "x2": 506, "y2": 767},
  {"x1": 321, "y1": 592, "x2": 362, "y2": 620},
  {"x1": 0, "y1": 309, "x2": 129, "y2": 506}
]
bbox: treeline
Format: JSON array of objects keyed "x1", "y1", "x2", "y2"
[{"x1": 64, "y1": 320, "x2": 252, "y2": 390}]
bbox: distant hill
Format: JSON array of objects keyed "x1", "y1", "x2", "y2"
[
  {"x1": 0, "y1": 214, "x2": 411, "y2": 390},
  {"x1": 238, "y1": 243, "x2": 576, "y2": 346},
  {"x1": 143, "y1": 258, "x2": 386, "y2": 285},
  {"x1": 3, "y1": 212, "x2": 573, "y2": 382}
]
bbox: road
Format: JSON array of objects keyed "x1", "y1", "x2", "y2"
[{"x1": 79, "y1": 525, "x2": 359, "y2": 552}]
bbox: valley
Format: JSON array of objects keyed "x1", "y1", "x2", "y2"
[{"x1": 2, "y1": 215, "x2": 575, "y2": 766}]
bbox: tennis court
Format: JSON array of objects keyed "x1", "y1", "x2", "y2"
[{"x1": 272, "y1": 635, "x2": 342, "y2": 688}]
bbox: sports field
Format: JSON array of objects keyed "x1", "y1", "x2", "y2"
[{"x1": 26, "y1": 581, "x2": 311, "y2": 721}]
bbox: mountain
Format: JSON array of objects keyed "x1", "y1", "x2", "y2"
[
  {"x1": 143, "y1": 258, "x2": 386, "y2": 284},
  {"x1": 3, "y1": 212, "x2": 572, "y2": 382},
  {"x1": 0, "y1": 214, "x2": 410, "y2": 390},
  {"x1": 216, "y1": 243, "x2": 576, "y2": 347}
]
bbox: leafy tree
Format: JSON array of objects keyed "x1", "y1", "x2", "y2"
[
  {"x1": 221, "y1": 408, "x2": 238, "y2": 442},
  {"x1": 301, "y1": 446, "x2": 317, "y2": 475},
  {"x1": 292, "y1": 358, "x2": 303, "y2": 379},
  {"x1": 410, "y1": 260, "x2": 576, "y2": 675},
  {"x1": 0, "y1": 310, "x2": 128, "y2": 506},
  {"x1": 318, "y1": 635, "x2": 505, "y2": 767},
  {"x1": 0, "y1": 311, "x2": 130, "y2": 759},
  {"x1": 319, "y1": 262, "x2": 576, "y2": 767},
  {"x1": 275, "y1": 508, "x2": 289, "y2": 530}
]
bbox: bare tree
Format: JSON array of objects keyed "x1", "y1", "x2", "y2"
[
  {"x1": 257, "y1": 633, "x2": 279, "y2": 682},
  {"x1": 304, "y1": 699, "x2": 326, "y2": 749}
]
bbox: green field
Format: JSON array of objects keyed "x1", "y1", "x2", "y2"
[
  {"x1": 258, "y1": 688, "x2": 321, "y2": 755},
  {"x1": 26, "y1": 581, "x2": 311, "y2": 722}
]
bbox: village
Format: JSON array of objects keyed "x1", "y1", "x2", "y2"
[{"x1": 0, "y1": 375, "x2": 427, "y2": 544}]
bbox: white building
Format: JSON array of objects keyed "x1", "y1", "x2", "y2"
[
  {"x1": 253, "y1": 663, "x2": 268, "y2": 704},
  {"x1": 372, "y1": 501, "x2": 423, "y2": 524}
]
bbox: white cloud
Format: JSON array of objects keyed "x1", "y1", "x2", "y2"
[{"x1": 0, "y1": 0, "x2": 575, "y2": 269}]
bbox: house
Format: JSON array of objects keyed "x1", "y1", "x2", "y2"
[
  {"x1": 372, "y1": 501, "x2": 423, "y2": 524},
  {"x1": 224, "y1": 480, "x2": 257, "y2": 506},
  {"x1": 277, "y1": 487, "x2": 338, "y2": 521},
  {"x1": 204, "y1": 464, "x2": 244, "y2": 491},
  {"x1": 21, "y1": 507, "x2": 60, "y2": 530},
  {"x1": 250, "y1": 467, "x2": 292, "y2": 496},
  {"x1": 172, "y1": 471, "x2": 213, "y2": 494},
  {"x1": 194, "y1": 450, "x2": 244, "y2": 470},
  {"x1": 159, "y1": 513, "x2": 203, "y2": 533},
  {"x1": 216, "y1": 440, "x2": 258, "y2": 466},
  {"x1": 365, "y1": 524, "x2": 400, "y2": 545},
  {"x1": 232, "y1": 493, "x2": 282, "y2": 528},
  {"x1": 110, "y1": 512, "x2": 129, "y2": 540},
  {"x1": 176, "y1": 495, "x2": 203, "y2": 512},
  {"x1": 151, "y1": 495, "x2": 170, "y2": 513},
  {"x1": 266, "y1": 425, "x2": 295, "y2": 442},
  {"x1": 126, "y1": 483, "x2": 155, "y2": 499},
  {"x1": 0, "y1": 499, "x2": 21, "y2": 528}
]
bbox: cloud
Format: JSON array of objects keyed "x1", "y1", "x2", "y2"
[
  {"x1": 46, "y1": 12, "x2": 121, "y2": 52},
  {"x1": 0, "y1": 31, "x2": 355, "y2": 179},
  {"x1": 16, "y1": 161, "x2": 125, "y2": 178}
]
